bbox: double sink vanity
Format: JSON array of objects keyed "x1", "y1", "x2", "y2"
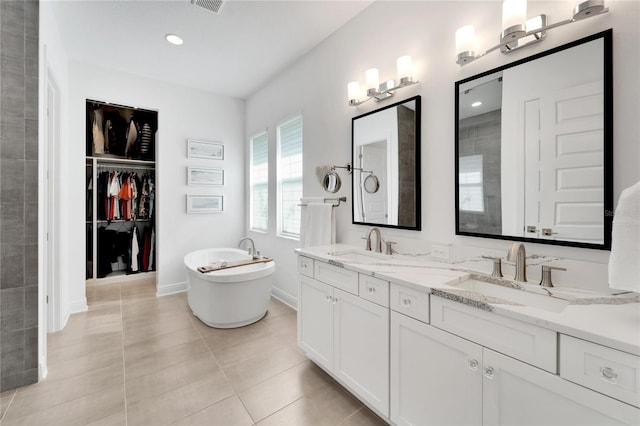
[{"x1": 295, "y1": 243, "x2": 640, "y2": 425}]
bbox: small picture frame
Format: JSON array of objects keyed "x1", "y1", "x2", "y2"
[
  {"x1": 187, "y1": 139, "x2": 224, "y2": 160},
  {"x1": 187, "y1": 167, "x2": 224, "y2": 186},
  {"x1": 187, "y1": 195, "x2": 224, "y2": 213}
]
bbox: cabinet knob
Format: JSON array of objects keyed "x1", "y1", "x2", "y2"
[
  {"x1": 484, "y1": 366, "x2": 495, "y2": 379},
  {"x1": 600, "y1": 367, "x2": 618, "y2": 383},
  {"x1": 333, "y1": 298, "x2": 338, "y2": 305},
  {"x1": 403, "y1": 298, "x2": 412, "y2": 306},
  {"x1": 468, "y1": 359, "x2": 479, "y2": 370},
  {"x1": 302, "y1": 263, "x2": 307, "y2": 268},
  {"x1": 326, "y1": 295, "x2": 332, "y2": 302},
  {"x1": 368, "y1": 287, "x2": 376, "y2": 294}
]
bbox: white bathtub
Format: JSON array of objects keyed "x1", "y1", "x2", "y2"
[{"x1": 184, "y1": 248, "x2": 275, "y2": 328}]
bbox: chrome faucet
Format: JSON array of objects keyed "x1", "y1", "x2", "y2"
[
  {"x1": 238, "y1": 237, "x2": 259, "y2": 259},
  {"x1": 507, "y1": 242, "x2": 527, "y2": 282},
  {"x1": 364, "y1": 227, "x2": 383, "y2": 253}
]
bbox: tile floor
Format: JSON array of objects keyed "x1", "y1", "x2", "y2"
[{"x1": 0, "y1": 278, "x2": 387, "y2": 426}]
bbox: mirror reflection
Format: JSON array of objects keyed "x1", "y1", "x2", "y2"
[
  {"x1": 352, "y1": 96, "x2": 421, "y2": 230},
  {"x1": 455, "y1": 31, "x2": 612, "y2": 249}
]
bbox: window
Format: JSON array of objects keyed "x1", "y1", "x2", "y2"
[
  {"x1": 459, "y1": 154, "x2": 484, "y2": 212},
  {"x1": 250, "y1": 132, "x2": 269, "y2": 231},
  {"x1": 277, "y1": 115, "x2": 303, "y2": 238}
]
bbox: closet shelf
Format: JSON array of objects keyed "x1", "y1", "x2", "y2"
[
  {"x1": 97, "y1": 219, "x2": 152, "y2": 223},
  {"x1": 86, "y1": 156, "x2": 155, "y2": 166}
]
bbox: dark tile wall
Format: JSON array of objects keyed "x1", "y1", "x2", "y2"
[
  {"x1": 397, "y1": 105, "x2": 416, "y2": 228},
  {"x1": 0, "y1": 0, "x2": 39, "y2": 392},
  {"x1": 458, "y1": 109, "x2": 502, "y2": 235}
]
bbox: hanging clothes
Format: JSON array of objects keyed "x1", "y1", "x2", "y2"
[
  {"x1": 92, "y1": 109, "x2": 105, "y2": 154},
  {"x1": 125, "y1": 119, "x2": 138, "y2": 158},
  {"x1": 131, "y1": 226, "x2": 140, "y2": 272},
  {"x1": 139, "y1": 122, "x2": 153, "y2": 160},
  {"x1": 108, "y1": 172, "x2": 121, "y2": 220}
]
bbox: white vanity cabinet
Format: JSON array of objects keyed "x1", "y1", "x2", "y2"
[
  {"x1": 483, "y1": 347, "x2": 639, "y2": 425},
  {"x1": 297, "y1": 252, "x2": 640, "y2": 426},
  {"x1": 390, "y1": 311, "x2": 482, "y2": 425},
  {"x1": 297, "y1": 258, "x2": 390, "y2": 416},
  {"x1": 391, "y1": 297, "x2": 640, "y2": 426}
]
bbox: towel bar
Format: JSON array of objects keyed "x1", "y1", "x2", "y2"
[{"x1": 298, "y1": 196, "x2": 347, "y2": 207}]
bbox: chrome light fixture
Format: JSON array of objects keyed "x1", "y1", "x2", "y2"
[
  {"x1": 456, "y1": 0, "x2": 608, "y2": 66},
  {"x1": 348, "y1": 56, "x2": 419, "y2": 106}
]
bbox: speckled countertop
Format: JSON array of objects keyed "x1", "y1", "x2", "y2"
[{"x1": 295, "y1": 244, "x2": 640, "y2": 356}]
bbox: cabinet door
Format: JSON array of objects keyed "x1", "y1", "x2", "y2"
[
  {"x1": 390, "y1": 311, "x2": 482, "y2": 426},
  {"x1": 334, "y1": 288, "x2": 390, "y2": 416},
  {"x1": 298, "y1": 277, "x2": 334, "y2": 370},
  {"x1": 483, "y1": 348, "x2": 640, "y2": 425}
]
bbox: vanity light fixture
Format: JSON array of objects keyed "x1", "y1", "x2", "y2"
[
  {"x1": 165, "y1": 33, "x2": 184, "y2": 46},
  {"x1": 455, "y1": 0, "x2": 608, "y2": 66},
  {"x1": 348, "y1": 56, "x2": 419, "y2": 106}
]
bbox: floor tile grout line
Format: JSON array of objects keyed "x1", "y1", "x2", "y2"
[
  {"x1": 0, "y1": 390, "x2": 18, "y2": 423},
  {"x1": 340, "y1": 405, "x2": 366, "y2": 425},
  {"x1": 186, "y1": 312, "x2": 257, "y2": 423}
]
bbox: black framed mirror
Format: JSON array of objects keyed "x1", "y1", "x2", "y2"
[
  {"x1": 352, "y1": 95, "x2": 421, "y2": 230},
  {"x1": 455, "y1": 30, "x2": 612, "y2": 250}
]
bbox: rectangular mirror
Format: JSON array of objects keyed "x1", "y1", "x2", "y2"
[
  {"x1": 455, "y1": 30, "x2": 612, "y2": 250},
  {"x1": 352, "y1": 95, "x2": 421, "y2": 230}
]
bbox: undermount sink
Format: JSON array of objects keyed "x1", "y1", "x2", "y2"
[
  {"x1": 328, "y1": 249, "x2": 388, "y2": 263},
  {"x1": 450, "y1": 278, "x2": 572, "y2": 313}
]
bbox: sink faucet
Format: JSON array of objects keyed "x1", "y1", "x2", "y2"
[
  {"x1": 238, "y1": 237, "x2": 259, "y2": 259},
  {"x1": 364, "y1": 227, "x2": 383, "y2": 253},
  {"x1": 507, "y1": 242, "x2": 527, "y2": 282}
]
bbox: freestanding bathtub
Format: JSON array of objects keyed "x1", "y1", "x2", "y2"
[{"x1": 184, "y1": 248, "x2": 275, "y2": 328}]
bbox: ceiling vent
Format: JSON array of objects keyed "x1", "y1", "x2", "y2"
[{"x1": 191, "y1": 0, "x2": 224, "y2": 14}]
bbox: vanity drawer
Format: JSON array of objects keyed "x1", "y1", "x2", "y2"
[
  {"x1": 359, "y1": 274, "x2": 389, "y2": 307},
  {"x1": 298, "y1": 256, "x2": 314, "y2": 278},
  {"x1": 314, "y1": 261, "x2": 358, "y2": 295},
  {"x1": 390, "y1": 283, "x2": 430, "y2": 323},
  {"x1": 560, "y1": 335, "x2": 640, "y2": 408},
  {"x1": 431, "y1": 296, "x2": 557, "y2": 373}
]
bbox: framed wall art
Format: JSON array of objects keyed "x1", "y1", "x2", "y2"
[
  {"x1": 187, "y1": 139, "x2": 224, "y2": 160},
  {"x1": 186, "y1": 195, "x2": 224, "y2": 213},
  {"x1": 187, "y1": 167, "x2": 224, "y2": 186}
]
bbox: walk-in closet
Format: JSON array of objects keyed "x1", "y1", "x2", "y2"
[{"x1": 85, "y1": 99, "x2": 158, "y2": 283}]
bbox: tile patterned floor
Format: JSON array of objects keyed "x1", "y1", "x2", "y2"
[{"x1": 0, "y1": 278, "x2": 387, "y2": 426}]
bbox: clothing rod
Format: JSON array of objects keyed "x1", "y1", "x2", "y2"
[
  {"x1": 96, "y1": 164, "x2": 155, "y2": 171},
  {"x1": 297, "y1": 196, "x2": 347, "y2": 207}
]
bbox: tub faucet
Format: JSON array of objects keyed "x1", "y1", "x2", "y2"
[
  {"x1": 238, "y1": 237, "x2": 259, "y2": 259},
  {"x1": 364, "y1": 227, "x2": 383, "y2": 253},
  {"x1": 507, "y1": 242, "x2": 527, "y2": 282}
]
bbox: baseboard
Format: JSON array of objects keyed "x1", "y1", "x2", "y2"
[
  {"x1": 271, "y1": 286, "x2": 297, "y2": 310},
  {"x1": 69, "y1": 298, "x2": 88, "y2": 314},
  {"x1": 157, "y1": 281, "x2": 187, "y2": 297},
  {"x1": 39, "y1": 360, "x2": 48, "y2": 382}
]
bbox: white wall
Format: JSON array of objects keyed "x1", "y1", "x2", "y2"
[
  {"x1": 62, "y1": 62, "x2": 245, "y2": 307},
  {"x1": 246, "y1": 0, "x2": 639, "y2": 303}
]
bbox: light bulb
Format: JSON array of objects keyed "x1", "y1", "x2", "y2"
[
  {"x1": 502, "y1": 0, "x2": 526, "y2": 31},
  {"x1": 347, "y1": 81, "x2": 360, "y2": 102},
  {"x1": 455, "y1": 25, "x2": 475, "y2": 55},
  {"x1": 365, "y1": 68, "x2": 379, "y2": 91},
  {"x1": 397, "y1": 56, "x2": 413, "y2": 80}
]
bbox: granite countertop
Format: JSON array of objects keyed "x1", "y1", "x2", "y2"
[{"x1": 295, "y1": 244, "x2": 640, "y2": 356}]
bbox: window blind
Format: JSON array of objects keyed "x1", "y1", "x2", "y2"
[
  {"x1": 277, "y1": 116, "x2": 303, "y2": 237},
  {"x1": 250, "y1": 132, "x2": 269, "y2": 231}
]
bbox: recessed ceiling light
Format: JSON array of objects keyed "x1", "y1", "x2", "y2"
[
  {"x1": 165, "y1": 33, "x2": 184, "y2": 46},
  {"x1": 471, "y1": 101, "x2": 482, "y2": 107}
]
